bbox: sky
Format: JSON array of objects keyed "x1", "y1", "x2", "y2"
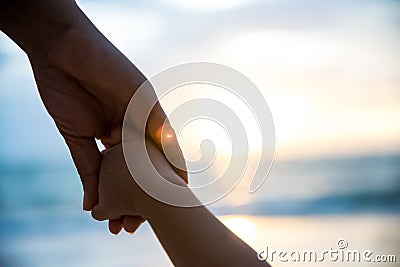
[{"x1": 0, "y1": 0, "x2": 399, "y2": 163}]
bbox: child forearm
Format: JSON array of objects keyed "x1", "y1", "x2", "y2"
[
  {"x1": 143, "y1": 196, "x2": 269, "y2": 267},
  {"x1": 93, "y1": 143, "x2": 269, "y2": 267}
]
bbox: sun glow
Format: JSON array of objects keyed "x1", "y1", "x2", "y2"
[{"x1": 221, "y1": 216, "x2": 257, "y2": 245}]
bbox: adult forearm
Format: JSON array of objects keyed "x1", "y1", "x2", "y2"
[
  {"x1": 0, "y1": 0, "x2": 150, "y2": 132},
  {"x1": 0, "y1": 0, "x2": 83, "y2": 60},
  {"x1": 0, "y1": 0, "x2": 180, "y2": 168}
]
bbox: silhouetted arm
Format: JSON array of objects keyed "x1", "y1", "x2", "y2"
[{"x1": 92, "y1": 143, "x2": 270, "y2": 267}]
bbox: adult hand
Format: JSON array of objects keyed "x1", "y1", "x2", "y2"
[{"x1": 0, "y1": 0, "x2": 187, "y2": 234}]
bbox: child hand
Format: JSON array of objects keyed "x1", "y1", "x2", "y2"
[{"x1": 91, "y1": 139, "x2": 186, "y2": 234}]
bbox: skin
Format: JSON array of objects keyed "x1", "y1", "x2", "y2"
[
  {"x1": 0, "y1": 2, "x2": 273, "y2": 265},
  {"x1": 0, "y1": 0, "x2": 187, "y2": 234},
  {"x1": 92, "y1": 142, "x2": 270, "y2": 267}
]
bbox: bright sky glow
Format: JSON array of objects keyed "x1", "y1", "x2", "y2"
[
  {"x1": 221, "y1": 216, "x2": 257, "y2": 245},
  {"x1": 0, "y1": 0, "x2": 399, "y2": 162},
  {"x1": 162, "y1": 0, "x2": 250, "y2": 11}
]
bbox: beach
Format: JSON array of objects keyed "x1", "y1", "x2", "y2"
[
  {"x1": 1, "y1": 153, "x2": 399, "y2": 266},
  {"x1": 1, "y1": 214, "x2": 398, "y2": 267},
  {"x1": 1, "y1": 0, "x2": 400, "y2": 265},
  {"x1": 221, "y1": 214, "x2": 400, "y2": 267}
]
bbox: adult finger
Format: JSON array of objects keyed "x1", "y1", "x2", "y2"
[
  {"x1": 64, "y1": 134, "x2": 100, "y2": 211},
  {"x1": 123, "y1": 216, "x2": 145, "y2": 234}
]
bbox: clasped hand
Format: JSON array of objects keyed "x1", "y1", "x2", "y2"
[{"x1": 30, "y1": 22, "x2": 186, "y2": 235}]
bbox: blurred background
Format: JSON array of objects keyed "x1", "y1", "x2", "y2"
[{"x1": 0, "y1": 0, "x2": 399, "y2": 266}]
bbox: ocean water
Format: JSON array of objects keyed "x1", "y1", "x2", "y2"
[
  {"x1": 214, "y1": 153, "x2": 400, "y2": 216},
  {"x1": 0, "y1": 153, "x2": 399, "y2": 266}
]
